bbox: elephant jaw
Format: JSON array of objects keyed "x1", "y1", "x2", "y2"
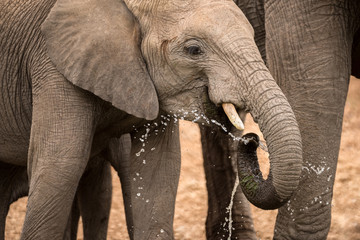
[{"x1": 222, "y1": 103, "x2": 245, "y2": 131}]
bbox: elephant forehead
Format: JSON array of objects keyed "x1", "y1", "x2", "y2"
[{"x1": 181, "y1": 1, "x2": 254, "y2": 38}]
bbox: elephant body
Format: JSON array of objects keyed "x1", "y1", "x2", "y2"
[{"x1": 0, "y1": 0, "x2": 303, "y2": 239}]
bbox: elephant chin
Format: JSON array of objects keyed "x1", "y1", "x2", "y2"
[{"x1": 237, "y1": 133, "x2": 286, "y2": 210}]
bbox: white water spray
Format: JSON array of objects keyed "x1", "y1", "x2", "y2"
[{"x1": 226, "y1": 174, "x2": 239, "y2": 240}]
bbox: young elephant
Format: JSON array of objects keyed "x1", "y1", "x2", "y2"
[{"x1": 0, "y1": 0, "x2": 302, "y2": 239}]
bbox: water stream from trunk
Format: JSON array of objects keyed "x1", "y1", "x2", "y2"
[{"x1": 226, "y1": 174, "x2": 239, "y2": 240}]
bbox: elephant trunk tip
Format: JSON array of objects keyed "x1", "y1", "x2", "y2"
[{"x1": 237, "y1": 133, "x2": 291, "y2": 210}]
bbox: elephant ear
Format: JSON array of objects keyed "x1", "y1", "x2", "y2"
[{"x1": 41, "y1": 0, "x2": 159, "y2": 120}]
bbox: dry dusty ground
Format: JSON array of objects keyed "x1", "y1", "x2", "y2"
[{"x1": 5, "y1": 77, "x2": 360, "y2": 239}]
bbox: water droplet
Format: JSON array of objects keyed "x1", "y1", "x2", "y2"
[{"x1": 135, "y1": 148, "x2": 145, "y2": 157}]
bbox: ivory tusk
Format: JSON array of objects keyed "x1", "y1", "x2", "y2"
[{"x1": 222, "y1": 103, "x2": 245, "y2": 131}]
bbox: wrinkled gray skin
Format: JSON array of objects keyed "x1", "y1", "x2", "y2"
[
  {"x1": 0, "y1": 147, "x2": 113, "y2": 240},
  {"x1": 0, "y1": 0, "x2": 302, "y2": 239},
  {"x1": 0, "y1": 135, "x2": 132, "y2": 240},
  {"x1": 204, "y1": 0, "x2": 360, "y2": 239}
]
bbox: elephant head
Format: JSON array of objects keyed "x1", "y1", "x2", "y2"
[{"x1": 41, "y1": 0, "x2": 302, "y2": 209}]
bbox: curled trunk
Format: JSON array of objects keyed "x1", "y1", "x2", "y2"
[
  {"x1": 236, "y1": 67, "x2": 303, "y2": 210},
  {"x1": 214, "y1": 36, "x2": 303, "y2": 209},
  {"x1": 237, "y1": 133, "x2": 283, "y2": 209}
]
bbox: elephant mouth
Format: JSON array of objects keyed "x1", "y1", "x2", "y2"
[
  {"x1": 200, "y1": 89, "x2": 245, "y2": 131},
  {"x1": 163, "y1": 85, "x2": 245, "y2": 132}
]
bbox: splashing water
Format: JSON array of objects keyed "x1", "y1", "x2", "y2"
[
  {"x1": 226, "y1": 174, "x2": 239, "y2": 240},
  {"x1": 135, "y1": 148, "x2": 145, "y2": 157},
  {"x1": 134, "y1": 109, "x2": 268, "y2": 160},
  {"x1": 176, "y1": 109, "x2": 268, "y2": 151},
  {"x1": 131, "y1": 109, "x2": 269, "y2": 210}
]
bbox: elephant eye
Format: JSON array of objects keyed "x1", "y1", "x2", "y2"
[{"x1": 185, "y1": 45, "x2": 203, "y2": 56}]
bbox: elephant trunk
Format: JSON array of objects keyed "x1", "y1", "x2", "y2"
[
  {"x1": 239, "y1": 51, "x2": 302, "y2": 209},
  {"x1": 213, "y1": 36, "x2": 303, "y2": 209},
  {"x1": 237, "y1": 74, "x2": 303, "y2": 209}
]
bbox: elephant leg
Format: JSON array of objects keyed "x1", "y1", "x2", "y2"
[
  {"x1": 76, "y1": 155, "x2": 112, "y2": 240},
  {"x1": 123, "y1": 119, "x2": 180, "y2": 240},
  {"x1": 265, "y1": 1, "x2": 360, "y2": 239},
  {"x1": 65, "y1": 136, "x2": 129, "y2": 240},
  {"x1": 107, "y1": 135, "x2": 133, "y2": 237},
  {"x1": 0, "y1": 162, "x2": 103, "y2": 240},
  {"x1": 200, "y1": 126, "x2": 256, "y2": 240},
  {"x1": 0, "y1": 162, "x2": 28, "y2": 240},
  {"x1": 21, "y1": 70, "x2": 97, "y2": 239},
  {"x1": 63, "y1": 198, "x2": 80, "y2": 240}
]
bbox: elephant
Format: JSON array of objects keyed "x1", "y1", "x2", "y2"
[
  {"x1": 0, "y1": 0, "x2": 303, "y2": 239},
  {"x1": 202, "y1": 0, "x2": 360, "y2": 239}
]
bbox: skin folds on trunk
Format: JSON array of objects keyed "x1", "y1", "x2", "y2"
[
  {"x1": 237, "y1": 69, "x2": 303, "y2": 209},
  {"x1": 212, "y1": 33, "x2": 303, "y2": 209}
]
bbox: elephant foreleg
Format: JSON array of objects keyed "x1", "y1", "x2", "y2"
[
  {"x1": 200, "y1": 126, "x2": 256, "y2": 240},
  {"x1": 22, "y1": 69, "x2": 98, "y2": 239},
  {"x1": 125, "y1": 118, "x2": 180, "y2": 240}
]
